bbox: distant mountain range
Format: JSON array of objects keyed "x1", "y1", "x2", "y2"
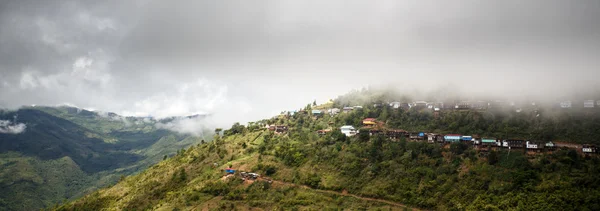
[{"x1": 0, "y1": 106, "x2": 211, "y2": 211}]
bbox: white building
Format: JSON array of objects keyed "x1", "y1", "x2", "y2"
[
  {"x1": 327, "y1": 108, "x2": 340, "y2": 116},
  {"x1": 340, "y1": 125, "x2": 357, "y2": 137},
  {"x1": 560, "y1": 101, "x2": 572, "y2": 108},
  {"x1": 584, "y1": 100, "x2": 595, "y2": 108},
  {"x1": 526, "y1": 141, "x2": 539, "y2": 149}
]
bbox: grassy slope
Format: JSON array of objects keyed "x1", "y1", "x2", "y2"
[{"x1": 56, "y1": 131, "x2": 415, "y2": 211}]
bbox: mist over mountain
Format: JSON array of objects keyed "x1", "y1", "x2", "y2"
[
  {"x1": 1, "y1": 0, "x2": 599, "y2": 129},
  {"x1": 0, "y1": 106, "x2": 210, "y2": 210}
]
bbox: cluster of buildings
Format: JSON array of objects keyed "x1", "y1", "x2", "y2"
[
  {"x1": 333, "y1": 125, "x2": 598, "y2": 154},
  {"x1": 271, "y1": 101, "x2": 600, "y2": 155}
]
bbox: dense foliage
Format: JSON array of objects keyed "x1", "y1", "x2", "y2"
[{"x1": 55, "y1": 90, "x2": 600, "y2": 210}]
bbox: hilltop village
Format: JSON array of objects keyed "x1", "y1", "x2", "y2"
[{"x1": 263, "y1": 99, "x2": 600, "y2": 155}]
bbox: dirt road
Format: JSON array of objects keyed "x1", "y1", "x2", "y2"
[{"x1": 260, "y1": 178, "x2": 421, "y2": 210}]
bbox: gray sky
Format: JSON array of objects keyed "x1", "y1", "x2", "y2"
[{"x1": 1, "y1": 0, "x2": 600, "y2": 128}]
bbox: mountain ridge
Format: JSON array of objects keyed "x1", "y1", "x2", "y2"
[{"x1": 0, "y1": 106, "x2": 210, "y2": 211}]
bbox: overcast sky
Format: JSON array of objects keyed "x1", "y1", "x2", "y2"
[{"x1": 1, "y1": 0, "x2": 599, "y2": 128}]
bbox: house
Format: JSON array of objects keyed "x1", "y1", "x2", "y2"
[
  {"x1": 461, "y1": 136, "x2": 473, "y2": 142},
  {"x1": 225, "y1": 168, "x2": 236, "y2": 175},
  {"x1": 386, "y1": 129, "x2": 407, "y2": 139},
  {"x1": 473, "y1": 137, "x2": 481, "y2": 145},
  {"x1": 504, "y1": 139, "x2": 525, "y2": 148},
  {"x1": 362, "y1": 118, "x2": 377, "y2": 127},
  {"x1": 584, "y1": 100, "x2": 595, "y2": 108},
  {"x1": 436, "y1": 135, "x2": 445, "y2": 143},
  {"x1": 582, "y1": 145, "x2": 597, "y2": 153},
  {"x1": 412, "y1": 101, "x2": 428, "y2": 109},
  {"x1": 340, "y1": 125, "x2": 357, "y2": 137},
  {"x1": 389, "y1": 102, "x2": 401, "y2": 109},
  {"x1": 343, "y1": 107, "x2": 354, "y2": 113},
  {"x1": 353, "y1": 106, "x2": 363, "y2": 109},
  {"x1": 444, "y1": 134, "x2": 462, "y2": 142},
  {"x1": 545, "y1": 141, "x2": 556, "y2": 149},
  {"x1": 471, "y1": 101, "x2": 488, "y2": 110},
  {"x1": 275, "y1": 125, "x2": 288, "y2": 133},
  {"x1": 312, "y1": 110, "x2": 323, "y2": 116},
  {"x1": 597, "y1": 100, "x2": 600, "y2": 107},
  {"x1": 327, "y1": 108, "x2": 341, "y2": 116},
  {"x1": 434, "y1": 102, "x2": 444, "y2": 111},
  {"x1": 373, "y1": 103, "x2": 382, "y2": 108},
  {"x1": 409, "y1": 133, "x2": 420, "y2": 140},
  {"x1": 526, "y1": 141, "x2": 541, "y2": 150},
  {"x1": 455, "y1": 102, "x2": 471, "y2": 110},
  {"x1": 317, "y1": 129, "x2": 331, "y2": 135},
  {"x1": 555, "y1": 141, "x2": 582, "y2": 150},
  {"x1": 400, "y1": 103, "x2": 411, "y2": 110},
  {"x1": 560, "y1": 101, "x2": 572, "y2": 108},
  {"x1": 427, "y1": 133, "x2": 439, "y2": 143},
  {"x1": 481, "y1": 138, "x2": 497, "y2": 146}
]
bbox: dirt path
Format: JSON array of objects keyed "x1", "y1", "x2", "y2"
[{"x1": 261, "y1": 178, "x2": 421, "y2": 210}]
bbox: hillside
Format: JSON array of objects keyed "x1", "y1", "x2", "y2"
[
  {"x1": 56, "y1": 92, "x2": 600, "y2": 210},
  {"x1": 0, "y1": 107, "x2": 209, "y2": 211}
]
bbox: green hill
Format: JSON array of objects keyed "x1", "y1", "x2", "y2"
[
  {"x1": 55, "y1": 91, "x2": 600, "y2": 210},
  {"x1": 0, "y1": 107, "x2": 209, "y2": 211}
]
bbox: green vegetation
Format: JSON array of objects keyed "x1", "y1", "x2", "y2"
[
  {"x1": 55, "y1": 90, "x2": 600, "y2": 210},
  {"x1": 0, "y1": 107, "x2": 208, "y2": 211}
]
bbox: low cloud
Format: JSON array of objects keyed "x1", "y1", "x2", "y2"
[
  {"x1": 155, "y1": 116, "x2": 210, "y2": 137},
  {"x1": 0, "y1": 119, "x2": 27, "y2": 134}
]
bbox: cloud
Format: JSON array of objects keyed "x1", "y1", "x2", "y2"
[
  {"x1": 0, "y1": 0, "x2": 599, "y2": 130},
  {"x1": 0, "y1": 119, "x2": 27, "y2": 134},
  {"x1": 155, "y1": 116, "x2": 209, "y2": 137}
]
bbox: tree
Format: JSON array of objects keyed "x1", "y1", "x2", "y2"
[
  {"x1": 313, "y1": 100, "x2": 317, "y2": 106},
  {"x1": 163, "y1": 155, "x2": 168, "y2": 160},
  {"x1": 173, "y1": 168, "x2": 186, "y2": 183},
  {"x1": 488, "y1": 150, "x2": 498, "y2": 165},
  {"x1": 358, "y1": 129, "x2": 370, "y2": 142},
  {"x1": 224, "y1": 122, "x2": 245, "y2": 136}
]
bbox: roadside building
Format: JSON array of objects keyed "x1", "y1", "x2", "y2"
[
  {"x1": 362, "y1": 118, "x2": 377, "y2": 127},
  {"x1": 340, "y1": 125, "x2": 357, "y2": 137},
  {"x1": 444, "y1": 134, "x2": 462, "y2": 143}
]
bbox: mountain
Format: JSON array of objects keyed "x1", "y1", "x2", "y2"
[
  {"x1": 55, "y1": 90, "x2": 600, "y2": 210},
  {"x1": 0, "y1": 106, "x2": 210, "y2": 211}
]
